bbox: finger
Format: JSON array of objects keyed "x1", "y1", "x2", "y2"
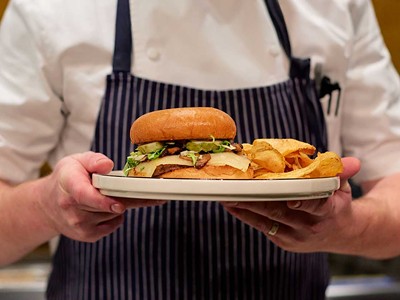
[
  {"x1": 224, "y1": 206, "x2": 276, "y2": 235},
  {"x1": 117, "y1": 198, "x2": 168, "y2": 209},
  {"x1": 286, "y1": 198, "x2": 331, "y2": 216},
  {"x1": 287, "y1": 157, "x2": 360, "y2": 214},
  {"x1": 73, "y1": 214, "x2": 125, "y2": 242},
  {"x1": 223, "y1": 206, "x2": 290, "y2": 241},
  {"x1": 220, "y1": 201, "x2": 312, "y2": 229},
  {"x1": 78, "y1": 201, "x2": 125, "y2": 214},
  {"x1": 60, "y1": 169, "x2": 126, "y2": 214},
  {"x1": 222, "y1": 205, "x2": 320, "y2": 251},
  {"x1": 287, "y1": 188, "x2": 353, "y2": 217},
  {"x1": 95, "y1": 211, "x2": 126, "y2": 225},
  {"x1": 95, "y1": 214, "x2": 125, "y2": 238},
  {"x1": 221, "y1": 201, "x2": 287, "y2": 219},
  {"x1": 71, "y1": 210, "x2": 125, "y2": 226}
]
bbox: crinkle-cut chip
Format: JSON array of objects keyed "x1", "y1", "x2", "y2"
[
  {"x1": 255, "y1": 138, "x2": 316, "y2": 157},
  {"x1": 254, "y1": 151, "x2": 343, "y2": 179}
]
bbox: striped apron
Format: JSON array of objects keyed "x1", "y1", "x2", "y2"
[{"x1": 47, "y1": 0, "x2": 329, "y2": 299}]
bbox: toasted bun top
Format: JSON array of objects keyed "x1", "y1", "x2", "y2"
[{"x1": 130, "y1": 107, "x2": 237, "y2": 144}]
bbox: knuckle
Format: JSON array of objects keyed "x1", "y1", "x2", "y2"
[
  {"x1": 256, "y1": 221, "x2": 271, "y2": 236},
  {"x1": 292, "y1": 233, "x2": 307, "y2": 244},
  {"x1": 58, "y1": 197, "x2": 73, "y2": 210},
  {"x1": 309, "y1": 221, "x2": 324, "y2": 236},
  {"x1": 68, "y1": 214, "x2": 85, "y2": 229},
  {"x1": 72, "y1": 184, "x2": 87, "y2": 204},
  {"x1": 269, "y1": 208, "x2": 284, "y2": 220}
]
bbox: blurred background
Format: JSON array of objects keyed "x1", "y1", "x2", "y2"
[{"x1": 0, "y1": 0, "x2": 399, "y2": 299}]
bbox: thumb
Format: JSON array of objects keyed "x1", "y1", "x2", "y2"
[
  {"x1": 340, "y1": 157, "x2": 361, "y2": 180},
  {"x1": 339, "y1": 157, "x2": 361, "y2": 192},
  {"x1": 74, "y1": 151, "x2": 114, "y2": 175}
]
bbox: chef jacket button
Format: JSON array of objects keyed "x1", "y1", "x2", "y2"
[
  {"x1": 268, "y1": 45, "x2": 281, "y2": 57},
  {"x1": 147, "y1": 48, "x2": 160, "y2": 61}
]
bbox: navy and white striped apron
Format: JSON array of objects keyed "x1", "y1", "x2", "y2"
[{"x1": 47, "y1": 0, "x2": 329, "y2": 299}]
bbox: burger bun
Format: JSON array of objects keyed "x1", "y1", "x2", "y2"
[{"x1": 130, "y1": 107, "x2": 236, "y2": 144}]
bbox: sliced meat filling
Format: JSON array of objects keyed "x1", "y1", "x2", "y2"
[
  {"x1": 153, "y1": 153, "x2": 211, "y2": 176},
  {"x1": 153, "y1": 164, "x2": 189, "y2": 177},
  {"x1": 195, "y1": 153, "x2": 211, "y2": 169}
]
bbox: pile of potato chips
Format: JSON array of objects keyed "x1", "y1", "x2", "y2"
[{"x1": 242, "y1": 139, "x2": 343, "y2": 179}]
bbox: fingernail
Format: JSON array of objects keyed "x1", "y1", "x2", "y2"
[
  {"x1": 96, "y1": 157, "x2": 109, "y2": 164},
  {"x1": 111, "y1": 204, "x2": 124, "y2": 214},
  {"x1": 290, "y1": 201, "x2": 302, "y2": 209},
  {"x1": 155, "y1": 200, "x2": 167, "y2": 205}
]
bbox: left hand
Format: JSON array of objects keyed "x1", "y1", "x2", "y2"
[{"x1": 219, "y1": 157, "x2": 361, "y2": 253}]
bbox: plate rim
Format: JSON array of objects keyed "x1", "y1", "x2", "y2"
[{"x1": 92, "y1": 171, "x2": 340, "y2": 201}]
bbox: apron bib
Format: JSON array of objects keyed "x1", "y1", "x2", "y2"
[{"x1": 47, "y1": 0, "x2": 329, "y2": 299}]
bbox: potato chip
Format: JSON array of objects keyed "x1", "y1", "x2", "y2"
[
  {"x1": 249, "y1": 140, "x2": 286, "y2": 173},
  {"x1": 308, "y1": 152, "x2": 343, "y2": 178},
  {"x1": 298, "y1": 151, "x2": 314, "y2": 167},
  {"x1": 256, "y1": 138, "x2": 316, "y2": 157},
  {"x1": 255, "y1": 158, "x2": 320, "y2": 179},
  {"x1": 253, "y1": 149, "x2": 286, "y2": 173},
  {"x1": 254, "y1": 151, "x2": 342, "y2": 179},
  {"x1": 284, "y1": 154, "x2": 301, "y2": 170},
  {"x1": 245, "y1": 138, "x2": 342, "y2": 179},
  {"x1": 253, "y1": 167, "x2": 272, "y2": 177},
  {"x1": 241, "y1": 143, "x2": 253, "y2": 157}
]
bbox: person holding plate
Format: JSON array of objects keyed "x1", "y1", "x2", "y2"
[{"x1": 0, "y1": 0, "x2": 399, "y2": 299}]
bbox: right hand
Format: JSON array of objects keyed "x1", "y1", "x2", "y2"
[{"x1": 39, "y1": 151, "x2": 166, "y2": 242}]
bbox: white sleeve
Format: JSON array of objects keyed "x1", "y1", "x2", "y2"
[
  {"x1": 0, "y1": 1, "x2": 64, "y2": 184},
  {"x1": 341, "y1": 1, "x2": 400, "y2": 183}
]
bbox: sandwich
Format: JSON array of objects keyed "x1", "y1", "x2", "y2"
[{"x1": 123, "y1": 107, "x2": 253, "y2": 179}]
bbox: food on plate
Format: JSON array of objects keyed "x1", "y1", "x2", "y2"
[
  {"x1": 243, "y1": 140, "x2": 286, "y2": 173},
  {"x1": 123, "y1": 107, "x2": 253, "y2": 179},
  {"x1": 122, "y1": 107, "x2": 342, "y2": 180},
  {"x1": 242, "y1": 138, "x2": 343, "y2": 179}
]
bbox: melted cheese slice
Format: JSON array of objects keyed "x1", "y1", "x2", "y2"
[{"x1": 134, "y1": 152, "x2": 250, "y2": 177}]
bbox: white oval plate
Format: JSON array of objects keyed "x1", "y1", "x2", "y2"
[{"x1": 92, "y1": 171, "x2": 340, "y2": 201}]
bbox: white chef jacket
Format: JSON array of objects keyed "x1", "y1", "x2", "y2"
[{"x1": 0, "y1": 0, "x2": 399, "y2": 184}]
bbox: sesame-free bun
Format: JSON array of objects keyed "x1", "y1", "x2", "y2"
[
  {"x1": 130, "y1": 107, "x2": 236, "y2": 144},
  {"x1": 158, "y1": 165, "x2": 254, "y2": 179}
]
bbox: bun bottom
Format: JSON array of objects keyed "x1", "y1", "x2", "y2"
[{"x1": 158, "y1": 165, "x2": 254, "y2": 179}]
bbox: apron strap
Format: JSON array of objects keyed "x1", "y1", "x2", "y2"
[
  {"x1": 264, "y1": 0, "x2": 291, "y2": 59},
  {"x1": 264, "y1": 0, "x2": 310, "y2": 79},
  {"x1": 112, "y1": 0, "x2": 132, "y2": 72}
]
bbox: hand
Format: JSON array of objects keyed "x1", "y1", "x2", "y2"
[
  {"x1": 220, "y1": 157, "x2": 361, "y2": 253},
  {"x1": 38, "y1": 151, "x2": 166, "y2": 242}
]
